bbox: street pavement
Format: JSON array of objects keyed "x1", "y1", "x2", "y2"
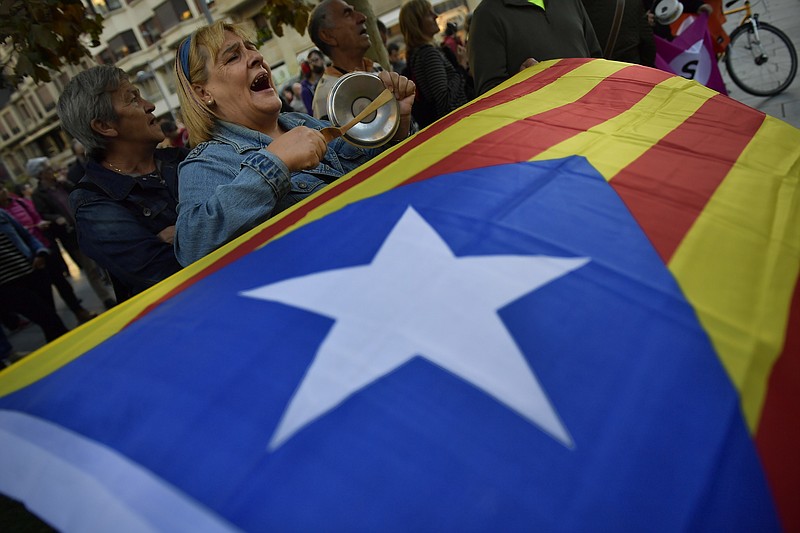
[
  {"x1": 2, "y1": 0, "x2": 799, "y2": 359},
  {"x1": 719, "y1": 0, "x2": 800, "y2": 127}
]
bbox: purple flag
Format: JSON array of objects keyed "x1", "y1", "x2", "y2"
[{"x1": 655, "y1": 14, "x2": 728, "y2": 94}]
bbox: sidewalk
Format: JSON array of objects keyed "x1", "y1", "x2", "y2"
[
  {"x1": 719, "y1": 0, "x2": 800, "y2": 127},
  {"x1": 3, "y1": 254, "x2": 110, "y2": 357}
]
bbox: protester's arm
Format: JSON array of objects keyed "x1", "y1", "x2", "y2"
[
  {"x1": 6, "y1": 212, "x2": 47, "y2": 257},
  {"x1": 73, "y1": 196, "x2": 182, "y2": 293},
  {"x1": 174, "y1": 129, "x2": 328, "y2": 267}
]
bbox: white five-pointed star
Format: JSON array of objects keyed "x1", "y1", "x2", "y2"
[{"x1": 241, "y1": 207, "x2": 589, "y2": 451}]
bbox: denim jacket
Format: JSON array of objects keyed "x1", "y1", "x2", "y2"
[
  {"x1": 70, "y1": 148, "x2": 187, "y2": 301},
  {"x1": 0, "y1": 210, "x2": 46, "y2": 262},
  {"x1": 174, "y1": 113, "x2": 380, "y2": 266}
]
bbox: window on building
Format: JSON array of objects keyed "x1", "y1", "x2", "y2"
[
  {"x1": 55, "y1": 72, "x2": 70, "y2": 92},
  {"x1": 91, "y1": 0, "x2": 123, "y2": 13},
  {"x1": 3, "y1": 112, "x2": 20, "y2": 135},
  {"x1": 36, "y1": 86, "x2": 56, "y2": 112},
  {"x1": 252, "y1": 14, "x2": 273, "y2": 44},
  {"x1": 0, "y1": 122, "x2": 8, "y2": 141},
  {"x1": 108, "y1": 30, "x2": 142, "y2": 61},
  {"x1": 134, "y1": 71, "x2": 160, "y2": 104},
  {"x1": 140, "y1": 18, "x2": 162, "y2": 45},
  {"x1": 97, "y1": 48, "x2": 115, "y2": 65},
  {"x1": 155, "y1": 0, "x2": 193, "y2": 33},
  {"x1": 17, "y1": 101, "x2": 32, "y2": 122}
]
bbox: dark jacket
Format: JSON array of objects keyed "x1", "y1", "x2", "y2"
[
  {"x1": 469, "y1": 0, "x2": 602, "y2": 95},
  {"x1": 582, "y1": 0, "x2": 656, "y2": 66},
  {"x1": 70, "y1": 147, "x2": 187, "y2": 301}
]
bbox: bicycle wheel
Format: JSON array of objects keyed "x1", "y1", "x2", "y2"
[{"x1": 725, "y1": 21, "x2": 798, "y2": 96}]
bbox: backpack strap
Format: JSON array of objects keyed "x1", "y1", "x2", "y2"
[{"x1": 605, "y1": 0, "x2": 626, "y2": 58}]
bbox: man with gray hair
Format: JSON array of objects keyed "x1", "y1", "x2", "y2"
[
  {"x1": 307, "y1": 0, "x2": 383, "y2": 119},
  {"x1": 57, "y1": 65, "x2": 185, "y2": 301}
]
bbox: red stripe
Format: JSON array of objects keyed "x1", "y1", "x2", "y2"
[
  {"x1": 609, "y1": 95, "x2": 765, "y2": 262},
  {"x1": 405, "y1": 65, "x2": 672, "y2": 185},
  {"x1": 131, "y1": 60, "x2": 592, "y2": 318},
  {"x1": 756, "y1": 276, "x2": 800, "y2": 533}
]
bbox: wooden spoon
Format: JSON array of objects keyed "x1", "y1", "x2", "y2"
[{"x1": 320, "y1": 88, "x2": 394, "y2": 143}]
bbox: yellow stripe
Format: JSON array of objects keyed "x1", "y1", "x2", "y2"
[
  {"x1": 532, "y1": 78, "x2": 714, "y2": 179},
  {"x1": 668, "y1": 115, "x2": 800, "y2": 432},
  {"x1": 0, "y1": 263, "x2": 204, "y2": 395}
]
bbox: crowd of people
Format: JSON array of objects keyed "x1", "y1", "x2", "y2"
[{"x1": 1, "y1": 0, "x2": 699, "y2": 364}]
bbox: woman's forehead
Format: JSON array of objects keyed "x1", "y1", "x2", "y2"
[{"x1": 216, "y1": 32, "x2": 245, "y2": 56}]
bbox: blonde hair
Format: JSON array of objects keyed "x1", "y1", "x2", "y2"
[
  {"x1": 174, "y1": 21, "x2": 256, "y2": 146},
  {"x1": 399, "y1": 0, "x2": 435, "y2": 51}
]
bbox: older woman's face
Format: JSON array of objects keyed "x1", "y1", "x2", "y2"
[
  {"x1": 202, "y1": 31, "x2": 281, "y2": 129},
  {"x1": 108, "y1": 79, "x2": 164, "y2": 146}
]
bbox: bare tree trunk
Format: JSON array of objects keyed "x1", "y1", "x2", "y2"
[{"x1": 352, "y1": 0, "x2": 390, "y2": 71}]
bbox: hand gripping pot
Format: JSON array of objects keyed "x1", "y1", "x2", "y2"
[{"x1": 326, "y1": 72, "x2": 400, "y2": 148}]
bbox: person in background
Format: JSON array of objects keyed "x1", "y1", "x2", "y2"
[
  {"x1": 14, "y1": 182, "x2": 35, "y2": 202},
  {"x1": 441, "y1": 21, "x2": 464, "y2": 58},
  {"x1": 0, "y1": 210, "x2": 69, "y2": 344},
  {"x1": 1, "y1": 184, "x2": 97, "y2": 323},
  {"x1": 377, "y1": 18, "x2": 389, "y2": 46},
  {"x1": 307, "y1": 0, "x2": 385, "y2": 119},
  {"x1": 302, "y1": 50, "x2": 326, "y2": 115},
  {"x1": 27, "y1": 156, "x2": 117, "y2": 309},
  {"x1": 468, "y1": 0, "x2": 602, "y2": 95},
  {"x1": 159, "y1": 119, "x2": 189, "y2": 148},
  {"x1": 172, "y1": 20, "x2": 415, "y2": 265},
  {"x1": 282, "y1": 83, "x2": 307, "y2": 113},
  {"x1": 388, "y1": 42, "x2": 407, "y2": 73},
  {"x1": 649, "y1": 0, "x2": 714, "y2": 41},
  {"x1": 400, "y1": 0, "x2": 473, "y2": 128},
  {"x1": 57, "y1": 65, "x2": 186, "y2": 302},
  {"x1": 66, "y1": 139, "x2": 89, "y2": 186}
]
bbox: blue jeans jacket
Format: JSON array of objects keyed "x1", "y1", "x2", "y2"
[
  {"x1": 0, "y1": 210, "x2": 46, "y2": 262},
  {"x1": 70, "y1": 148, "x2": 186, "y2": 300},
  {"x1": 174, "y1": 113, "x2": 380, "y2": 266}
]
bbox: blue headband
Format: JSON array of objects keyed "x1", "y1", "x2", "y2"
[{"x1": 179, "y1": 36, "x2": 192, "y2": 83}]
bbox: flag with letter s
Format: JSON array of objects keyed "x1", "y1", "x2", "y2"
[
  {"x1": 0, "y1": 58, "x2": 798, "y2": 532},
  {"x1": 655, "y1": 13, "x2": 728, "y2": 94}
]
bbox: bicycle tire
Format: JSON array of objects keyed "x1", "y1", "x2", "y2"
[{"x1": 724, "y1": 21, "x2": 798, "y2": 96}]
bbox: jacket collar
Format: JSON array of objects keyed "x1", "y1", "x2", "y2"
[
  {"x1": 210, "y1": 114, "x2": 313, "y2": 152},
  {"x1": 83, "y1": 149, "x2": 182, "y2": 201},
  {"x1": 504, "y1": 0, "x2": 545, "y2": 7}
]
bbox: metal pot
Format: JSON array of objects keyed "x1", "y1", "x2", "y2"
[{"x1": 327, "y1": 72, "x2": 400, "y2": 148}]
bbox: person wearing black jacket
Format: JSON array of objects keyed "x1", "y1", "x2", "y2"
[{"x1": 58, "y1": 65, "x2": 187, "y2": 302}]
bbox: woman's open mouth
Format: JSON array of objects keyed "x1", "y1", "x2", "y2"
[{"x1": 250, "y1": 72, "x2": 272, "y2": 92}]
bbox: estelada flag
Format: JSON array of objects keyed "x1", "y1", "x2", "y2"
[
  {"x1": 1, "y1": 59, "x2": 798, "y2": 531},
  {"x1": 655, "y1": 13, "x2": 729, "y2": 94}
]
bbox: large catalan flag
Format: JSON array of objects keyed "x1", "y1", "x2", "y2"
[{"x1": 1, "y1": 58, "x2": 798, "y2": 531}]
